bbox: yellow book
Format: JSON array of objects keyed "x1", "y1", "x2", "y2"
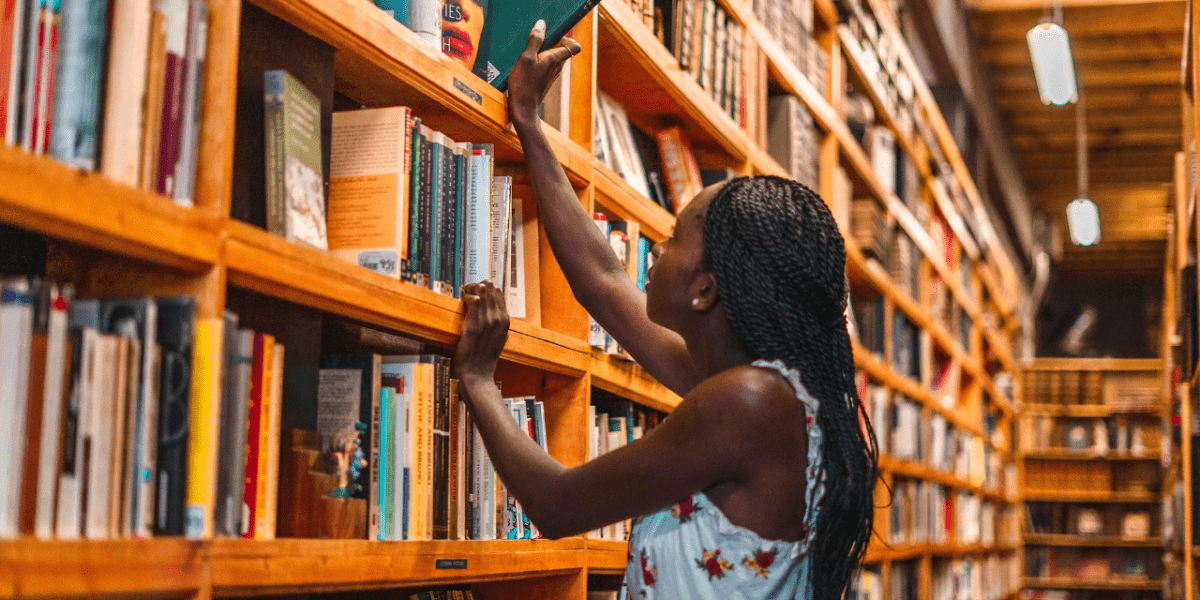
[
  {"x1": 186, "y1": 318, "x2": 225, "y2": 540},
  {"x1": 254, "y1": 335, "x2": 275, "y2": 539},
  {"x1": 420, "y1": 362, "x2": 435, "y2": 540},
  {"x1": 263, "y1": 344, "x2": 285, "y2": 539}
]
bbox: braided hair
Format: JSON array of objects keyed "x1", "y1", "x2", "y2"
[{"x1": 703, "y1": 175, "x2": 878, "y2": 600}]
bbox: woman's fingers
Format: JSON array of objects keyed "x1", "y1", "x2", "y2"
[{"x1": 523, "y1": 19, "x2": 547, "y2": 57}]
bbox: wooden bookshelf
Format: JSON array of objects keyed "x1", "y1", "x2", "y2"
[
  {"x1": 0, "y1": 0, "x2": 1025, "y2": 595},
  {"x1": 1018, "y1": 359, "x2": 1169, "y2": 595}
]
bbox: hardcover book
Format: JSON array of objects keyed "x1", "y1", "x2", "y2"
[
  {"x1": 265, "y1": 69, "x2": 328, "y2": 249},
  {"x1": 328, "y1": 106, "x2": 414, "y2": 278},
  {"x1": 472, "y1": 0, "x2": 600, "y2": 90}
]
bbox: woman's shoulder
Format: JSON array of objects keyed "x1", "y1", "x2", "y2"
[{"x1": 685, "y1": 363, "x2": 804, "y2": 423}]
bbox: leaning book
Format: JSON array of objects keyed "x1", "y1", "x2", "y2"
[{"x1": 264, "y1": 69, "x2": 328, "y2": 250}]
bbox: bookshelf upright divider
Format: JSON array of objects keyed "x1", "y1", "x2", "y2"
[{"x1": 0, "y1": 0, "x2": 1026, "y2": 597}]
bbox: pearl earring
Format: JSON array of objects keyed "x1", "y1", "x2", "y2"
[{"x1": 692, "y1": 299, "x2": 700, "y2": 306}]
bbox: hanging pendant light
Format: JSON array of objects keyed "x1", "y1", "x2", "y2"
[
  {"x1": 1067, "y1": 94, "x2": 1099, "y2": 246},
  {"x1": 1027, "y1": 22, "x2": 1078, "y2": 106}
]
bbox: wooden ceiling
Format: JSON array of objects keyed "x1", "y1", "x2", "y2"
[{"x1": 968, "y1": 0, "x2": 1183, "y2": 276}]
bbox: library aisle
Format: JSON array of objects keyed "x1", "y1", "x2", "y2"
[{"x1": 0, "y1": 0, "x2": 1189, "y2": 597}]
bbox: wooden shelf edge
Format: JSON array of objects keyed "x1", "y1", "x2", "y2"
[
  {"x1": 0, "y1": 538, "x2": 206, "y2": 598},
  {"x1": 209, "y1": 538, "x2": 588, "y2": 596},
  {"x1": 593, "y1": 165, "x2": 675, "y2": 242},
  {"x1": 224, "y1": 221, "x2": 591, "y2": 376},
  {"x1": 1023, "y1": 358, "x2": 1165, "y2": 372},
  {"x1": 1021, "y1": 491, "x2": 1158, "y2": 503},
  {"x1": 0, "y1": 145, "x2": 222, "y2": 272},
  {"x1": 1023, "y1": 534, "x2": 1164, "y2": 547},
  {"x1": 585, "y1": 539, "x2": 629, "y2": 574},
  {"x1": 1023, "y1": 577, "x2": 1163, "y2": 591},
  {"x1": 879, "y1": 456, "x2": 1011, "y2": 502},
  {"x1": 590, "y1": 350, "x2": 681, "y2": 413}
]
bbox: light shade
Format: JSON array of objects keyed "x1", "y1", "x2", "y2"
[
  {"x1": 1027, "y1": 22, "x2": 1078, "y2": 106},
  {"x1": 1066, "y1": 198, "x2": 1100, "y2": 246}
]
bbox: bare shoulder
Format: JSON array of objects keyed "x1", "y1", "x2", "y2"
[{"x1": 681, "y1": 364, "x2": 804, "y2": 428}]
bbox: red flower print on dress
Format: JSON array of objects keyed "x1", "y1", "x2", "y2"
[
  {"x1": 640, "y1": 549, "x2": 658, "y2": 586},
  {"x1": 695, "y1": 548, "x2": 733, "y2": 580},
  {"x1": 742, "y1": 547, "x2": 779, "y2": 578},
  {"x1": 671, "y1": 496, "x2": 700, "y2": 523}
]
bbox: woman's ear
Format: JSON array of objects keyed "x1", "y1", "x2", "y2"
[{"x1": 690, "y1": 272, "x2": 719, "y2": 312}]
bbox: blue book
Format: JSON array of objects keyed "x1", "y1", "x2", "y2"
[
  {"x1": 49, "y1": 0, "x2": 110, "y2": 169},
  {"x1": 379, "y1": 387, "x2": 391, "y2": 540}
]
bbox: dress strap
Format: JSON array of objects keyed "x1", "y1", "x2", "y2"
[{"x1": 751, "y1": 359, "x2": 826, "y2": 553}]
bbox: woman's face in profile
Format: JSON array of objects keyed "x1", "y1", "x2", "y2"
[{"x1": 442, "y1": 0, "x2": 486, "y2": 70}]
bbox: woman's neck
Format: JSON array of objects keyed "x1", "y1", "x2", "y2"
[{"x1": 682, "y1": 308, "x2": 754, "y2": 378}]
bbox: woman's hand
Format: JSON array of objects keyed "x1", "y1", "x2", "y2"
[
  {"x1": 507, "y1": 20, "x2": 581, "y2": 128},
  {"x1": 454, "y1": 281, "x2": 510, "y2": 384}
]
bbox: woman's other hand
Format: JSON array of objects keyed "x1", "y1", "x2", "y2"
[
  {"x1": 507, "y1": 20, "x2": 581, "y2": 128},
  {"x1": 454, "y1": 281, "x2": 510, "y2": 383}
]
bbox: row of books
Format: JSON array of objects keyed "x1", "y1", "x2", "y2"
[
  {"x1": 0, "y1": 279, "x2": 243, "y2": 540},
  {"x1": 0, "y1": 0, "x2": 208, "y2": 204},
  {"x1": 1025, "y1": 547, "x2": 1155, "y2": 581},
  {"x1": 594, "y1": 91, "x2": 705, "y2": 216},
  {"x1": 864, "y1": 381, "x2": 1014, "y2": 494},
  {"x1": 260, "y1": 82, "x2": 532, "y2": 313},
  {"x1": 588, "y1": 213, "x2": 654, "y2": 359},
  {"x1": 316, "y1": 352, "x2": 549, "y2": 542},
  {"x1": 887, "y1": 481, "x2": 1016, "y2": 548},
  {"x1": 932, "y1": 555, "x2": 1020, "y2": 600},
  {"x1": 749, "y1": 0, "x2": 828, "y2": 94},
  {"x1": 670, "y1": 0, "x2": 747, "y2": 124},
  {"x1": 1025, "y1": 502, "x2": 1154, "y2": 539},
  {"x1": 1019, "y1": 413, "x2": 1157, "y2": 454},
  {"x1": 587, "y1": 389, "x2": 665, "y2": 540}
]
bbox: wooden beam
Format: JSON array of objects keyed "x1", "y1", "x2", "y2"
[
  {"x1": 1023, "y1": 166, "x2": 1176, "y2": 184},
  {"x1": 996, "y1": 85, "x2": 1180, "y2": 110},
  {"x1": 1008, "y1": 110, "x2": 1183, "y2": 129},
  {"x1": 991, "y1": 64, "x2": 1181, "y2": 90},
  {"x1": 1018, "y1": 147, "x2": 1180, "y2": 168},
  {"x1": 1010, "y1": 129, "x2": 1182, "y2": 148},
  {"x1": 981, "y1": 34, "x2": 1183, "y2": 68},
  {"x1": 967, "y1": 0, "x2": 1180, "y2": 12},
  {"x1": 974, "y1": 2, "x2": 1186, "y2": 42}
]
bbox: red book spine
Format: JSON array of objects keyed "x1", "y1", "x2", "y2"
[
  {"x1": 156, "y1": 51, "x2": 184, "y2": 194},
  {"x1": 34, "y1": 6, "x2": 57, "y2": 154},
  {"x1": 240, "y1": 333, "x2": 266, "y2": 539}
]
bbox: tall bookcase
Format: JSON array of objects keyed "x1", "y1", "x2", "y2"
[
  {"x1": 1018, "y1": 359, "x2": 1169, "y2": 598},
  {"x1": 0, "y1": 0, "x2": 1024, "y2": 597}
]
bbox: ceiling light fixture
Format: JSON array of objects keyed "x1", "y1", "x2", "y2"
[{"x1": 1027, "y1": 16, "x2": 1078, "y2": 105}]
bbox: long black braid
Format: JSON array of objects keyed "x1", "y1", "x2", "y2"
[{"x1": 703, "y1": 175, "x2": 878, "y2": 600}]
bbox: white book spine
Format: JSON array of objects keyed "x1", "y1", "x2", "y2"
[
  {"x1": 464, "y1": 146, "x2": 493, "y2": 286},
  {"x1": 409, "y1": 0, "x2": 441, "y2": 46},
  {"x1": 171, "y1": 0, "x2": 208, "y2": 206},
  {"x1": 18, "y1": 0, "x2": 40, "y2": 149},
  {"x1": 84, "y1": 335, "x2": 117, "y2": 539},
  {"x1": 100, "y1": 0, "x2": 153, "y2": 186},
  {"x1": 56, "y1": 328, "x2": 96, "y2": 539},
  {"x1": 34, "y1": 286, "x2": 69, "y2": 539},
  {"x1": 505, "y1": 199, "x2": 526, "y2": 319},
  {"x1": 489, "y1": 176, "x2": 512, "y2": 288},
  {"x1": 0, "y1": 279, "x2": 32, "y2": 538}
]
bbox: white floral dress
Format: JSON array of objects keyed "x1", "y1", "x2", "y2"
[{"x1": 623, "y1": 360, "x2": 826, "y2": 600}]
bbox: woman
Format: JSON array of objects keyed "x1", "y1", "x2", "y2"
[{"x1": 453, "y1": 21, "x2": 877, "y2": 600}]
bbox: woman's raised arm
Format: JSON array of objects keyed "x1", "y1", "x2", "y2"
[{"x1": 507, "y1": 22, "x2": 699, "y2": 396}]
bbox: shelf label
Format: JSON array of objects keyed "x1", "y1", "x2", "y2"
[
  {"x1": 436, "y1": 558, "x2": 469, "y2": 570},
  {"x1": 454, "y1": 79, "x2": 483, "y2": 105}
]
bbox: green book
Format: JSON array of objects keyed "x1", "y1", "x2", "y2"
[
  {"x1": 473, "y1": 0, "x2": 602, "y2": 90},
  {"x1": 264, "y1": 69, "x2": 327, "y2": 250}
]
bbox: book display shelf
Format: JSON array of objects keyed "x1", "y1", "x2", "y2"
[
  {"x1": 1019, "y1": 359, "x2": 1170, "y2": 600},
  {"x1": 0, "y1": 0, "x2": 1024, "y2": 596}
]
